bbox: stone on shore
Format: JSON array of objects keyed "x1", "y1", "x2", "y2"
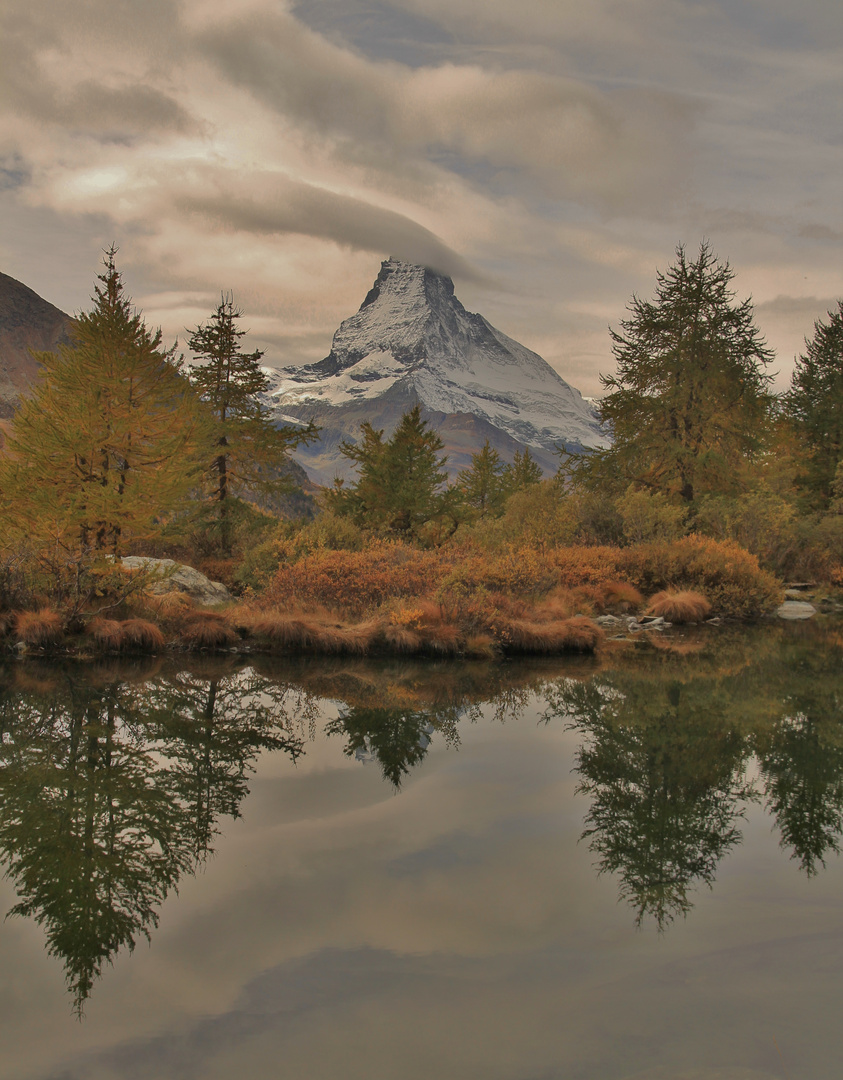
[
  {"x1": 120, "y1": 557, "x2": 231, "y2": 606},
  {"x1": 776, "y1": 600, "x2": 816, "y2": 621}
]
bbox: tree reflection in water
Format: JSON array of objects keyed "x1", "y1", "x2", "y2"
[
  {"x1": 2, "y1": 630, "x2": 843, "y2": 1009},
  {"x1": 544, "y1": 625, "x2": 843, "y2": 929},
  {"x1": 0, "y1": 659, "x2": 308, "y2": 1015}
]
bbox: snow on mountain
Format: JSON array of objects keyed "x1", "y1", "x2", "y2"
[{"x1": 266, "y1": 258, "x2": 607, "y2": 483}]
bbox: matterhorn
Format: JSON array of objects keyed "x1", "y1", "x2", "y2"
[{"x1": 266, "y1": 258, "x2": 607, "y2": 483}]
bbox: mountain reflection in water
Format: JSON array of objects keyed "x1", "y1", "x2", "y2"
[{"x1": 1, "y1": 622, "x2": 842, "y2": 1013}]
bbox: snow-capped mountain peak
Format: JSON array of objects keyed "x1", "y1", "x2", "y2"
[{"x1": 267, "y1": 258, "x2": 607, "y2": 482}]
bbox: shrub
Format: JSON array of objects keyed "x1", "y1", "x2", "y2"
[
  {"x1": 646, "y1": 590, "x2": 712, "y2": 624},
  {"x1": 14, "y1": 608, "x2": 64, "y2": 647},
  {"x1": 264, "y1": 541, "x2": 452, "y2": 617},
  {"x1": 618, "y1": 535, "x2": 781, "y2": 618},
  {"x1": 616, "y1": 487, "x2": 688, "y2": 543}
]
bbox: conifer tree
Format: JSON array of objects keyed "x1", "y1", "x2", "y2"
[
  {"x1": 187, "y1": 296, "x2": 316, "y2": 553},
  {"x1": 574, "y1": 242, "x2": 774, "y2": 503},
  {"x1": 1, "y1": 248, "x2": 204, "y2": 558},
  {"x1": 457, "y1": 441, "x2": 509, "y2": 519},
  {"x1": 507, "y1": 447, "x2": 543, "y2": 491},
  {"x1": 784, "y1": 301, "x2": 843, "y2": 508},
  {"x1": 328, "y1": 405, "x2": 452, "y2": 536}
]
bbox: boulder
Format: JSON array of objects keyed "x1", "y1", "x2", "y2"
[
  {"x1": 776, "y1": 600, "x2": 816, "y2": 621},
  {"x1": 120, "y1": 557, "x2": 231, "y2": 606}
]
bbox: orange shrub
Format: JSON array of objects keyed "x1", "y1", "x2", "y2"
[
  {"x1": 618, "y1": 535, "x2": 782, "y2": 618},
  {"x1": 264, "y1": 541, "x2": 454, "y2": 617}
]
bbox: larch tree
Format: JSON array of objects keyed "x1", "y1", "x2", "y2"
[
  {"x1": 1, "y1": 248, "x2": 204, "y2": 558},
  {"x1": 187, "y1": 296, "x2": 316, "y2": 554},
  {"x1": 784, "y1": 301, "x2": 843, "y2": 508},
  {"x1": 578, "y1": 242, "x2": 775, "y2": 503}
]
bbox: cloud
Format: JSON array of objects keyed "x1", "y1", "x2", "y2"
[
  {"x1": 193, "y1": 6, "x2": 698, "y2": 212},
  {"x1": 174, "y1": 169, "x2": 482, "y2": 280}
]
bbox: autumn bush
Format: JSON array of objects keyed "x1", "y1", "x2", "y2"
[
  {"x1": 263, "y1": 540, "x2": 456, "y2": 617},
  {"x1": 618, "y1": 535, "x2": 781, "y2": 618}
]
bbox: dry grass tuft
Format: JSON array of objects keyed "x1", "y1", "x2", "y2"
[
  {"x1": 646, "y1": 590, "x2": 712, "y2": 624},
  {"x1": 422, "y1": 622, "x2": 463, "y2": 655},
  {"x1": 600, "y1": 581, "x2": 644, "y2": 613},
  {"x1": 247, "y1": 613, "x2": 317, "y2": 651},
  {"x1": 179, "y1": 612, "x2": 237, "y2": 650},
  {"x1": 463, "y1": 633, "x2": 500, "y2": 660},
  {"x1": 118, "y1": 619, "x2": 166, "y2": 653},
  {"x1": 87, "y1": 618, "x2": 125, "y2": 651},
  {"x1": 558, "y1": 615, "x2": 604, "y2": 652},
  {"x1": 384, "y1": 625, "x2": 423, "y2": 653},
  {"x1": 14, "y1": 608, "x2": 64, "y2": 647}
]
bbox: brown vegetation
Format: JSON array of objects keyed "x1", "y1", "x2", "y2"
[
  {"x1": 646, "y1": 590, "x2": 712, "y2": 624},
  {"x1": 178, "y1": 612, "x2": 238, "y2": 650},
  {"x1": 14, "y1": 608, "x2": 64, "y2": 647},
  {"x1": 87, "y1": 617, "x2": 165, "y2": 653}
]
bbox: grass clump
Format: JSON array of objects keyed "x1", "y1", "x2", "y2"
[
  {"x1": 14, "y1": 609, "x2": 64, "y2": 647},
  {"x1": 646, "y1": 590, "x2": 712, "y2": 624}
]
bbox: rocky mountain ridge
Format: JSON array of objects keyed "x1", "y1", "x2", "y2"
[
  {"x1": 266, "y1": 258, "x2": 606, "y2": 482},
  {"x1": 0, "y1": 272, "x2": 75, "y2": 417}
]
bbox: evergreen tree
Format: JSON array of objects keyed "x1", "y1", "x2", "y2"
[
  {"x1": 327, "y1": 406, "x2": 453, "y2": 537},
  {"x1": 1, "y1": 249, "x2": 204, "y2": 557},
  {"x1": 784, "y1": 301, "x2": 843, "y2": 507},
  {"x1": 507, "y1": 447, "x2": 543, "y2": 491},
  {"x1": 187, "y1": 296, "x2": 317, "y2": 553},
  {"x1": 577, "y1": 242, "x2": 774, "y2": 503},
  {"x1": 457, "y1": 440, "x2": 509, "y2": 518}
]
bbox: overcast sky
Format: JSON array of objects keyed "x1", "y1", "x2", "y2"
[{"x1": 1, "y1": 0, "x2": 840, "y2": 396}]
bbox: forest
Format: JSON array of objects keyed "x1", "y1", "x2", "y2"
[{"x1": 1, "y1": 241, "x2": 841, "y2": 658}]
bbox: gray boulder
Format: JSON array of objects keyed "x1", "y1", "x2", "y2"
[
  {"x1": 776, "y1": 600, "x2": 816, "y2": 621},
  {"x1": 120, "y1": 557, "x2": 231, "y2": 606}
]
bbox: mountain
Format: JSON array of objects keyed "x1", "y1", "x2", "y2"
[
  {"x1": 0, "y1": 272, "x2": 75, "y2": 417},
  {"x1": 266, "y1": 258, "x2": 607, "y2": 484}
]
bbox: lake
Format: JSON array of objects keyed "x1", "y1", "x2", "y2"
[{"x1": 1, "y1": 620, "x2": 841, "y2": 1079}]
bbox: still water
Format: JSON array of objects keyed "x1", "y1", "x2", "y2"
[{"x1": 1, "y1": 621, "x2": 842, "y2": 1079}]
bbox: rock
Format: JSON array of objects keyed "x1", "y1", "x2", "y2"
[
  {"x1": 785, "y1": 588, "x2": 813, "y2": 600},
  {"x1": 120, "y1": 557, "x2": 231, "y2": 606},
  {"x1": 595, "y1": 615, "x2": 621, "y2": 627},
  {"x1": 776, "y1": 600, "x2": 816, "y2": 621}
]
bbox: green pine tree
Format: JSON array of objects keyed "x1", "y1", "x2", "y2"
[
  {"x1": 327, "y1": 405, "x2": 453, "y2": 538},
  {"x1": 784, "y1": 300, "x2": 843, "y2": 508},
  {"x1": 457, "y1": 440, "x2": 509, "y2": 519},
  {"x1": 506, "y1": 447, "x2": 543, "y2": 492},
  {"x1": 187, "y1": 295, "x2": 317, "y2": 553}
]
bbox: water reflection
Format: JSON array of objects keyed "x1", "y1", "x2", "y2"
[
  {"x1": 2, "y1": 625, "x2": 843, "y2": 1011},
  {"x1": 0, "y1": 659, "x2": 307, "y2": 1014},
  {"x1": 543, "y1": 625, "x2": 843, "y2": 927},
  {"x1": 545, "y1": 668, "x2": 754, "y2": 928}
]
